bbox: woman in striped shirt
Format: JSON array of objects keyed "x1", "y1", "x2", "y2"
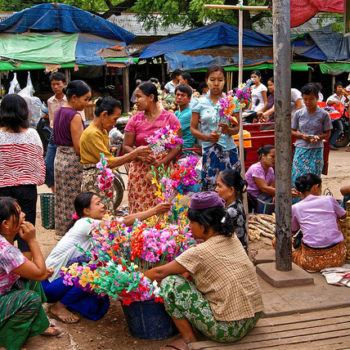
[{"x1": 0, "y1": 94, "x2": 45, "y2": 258}]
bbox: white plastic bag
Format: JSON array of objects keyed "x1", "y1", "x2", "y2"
[
  {"x1": 8, "y1": 72, "x2": 21, "y2": 94},
  {"x1": 18, "y1": 72, "x2": 43, "y2": 128}
]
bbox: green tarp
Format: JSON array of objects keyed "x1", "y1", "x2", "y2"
[
  {"x1": 320, "y1": 63, "x2": 350, "y2": 75},
  {"x1": 189, "y1": 62, "x2": 310, "y2": 73},
  {"x1": 0, "y1": 33, "x2": 78, "y2": 64}
]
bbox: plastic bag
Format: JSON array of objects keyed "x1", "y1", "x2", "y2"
[
  {"x1": 18, "y1": 72, "x2": 43, "y2": 128},
  {"x1": 8, "y1": 72, "x2": 21, "y2": 94}
]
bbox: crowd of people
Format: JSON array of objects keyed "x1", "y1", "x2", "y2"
[{"x1": 0, "y1": 64, "x2": 349, "y2": 350}]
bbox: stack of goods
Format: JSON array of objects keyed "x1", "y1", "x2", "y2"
[{"x1": 248, "y1": 214, "x2": 275, "y2": 241}]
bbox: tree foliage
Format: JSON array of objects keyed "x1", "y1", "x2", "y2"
[{"x1": 0, "y1": 0, "x2": 272, "y2": 30}]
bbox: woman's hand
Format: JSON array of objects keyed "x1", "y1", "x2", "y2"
[
  {"x1": 291, "y1": 188, "x2": 300, "y2": 198},
  {"x1": 145, "y1": 171, "x2": 153, "y2": 185},
  {"x1": 135, "y1": 146, "x2": 152, "y2": 158},
  {"x1": 46, "y1": 267, "x2": 54, "y2": 279},
  {"x1": 154, "y1": 202, "x2": 172, "y2": 215},
  {"x1": 19, "y1": 222, "x2": 36, "y2": 243},
  {"x1": 206, "y1": 130, "x2": 220, "y2": 143}
]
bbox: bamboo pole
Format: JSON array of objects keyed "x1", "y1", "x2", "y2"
[{"x1": 204, "y1": 5, "x2": 269, "y2": 10}]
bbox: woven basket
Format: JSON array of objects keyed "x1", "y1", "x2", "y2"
[{"x1": 40, "y1": 193, "x2": 55, "y2": 229}]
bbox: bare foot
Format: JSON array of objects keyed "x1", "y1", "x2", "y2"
[
  {"x1": 41, "y1": 320, "x2": 62, "y2": 336},
  {"x1": 50, "y1": 302, "x2": 80, "y2": 324},
  {"x1": 159, "y1": 338, "x2": 190, "y2": 350}
]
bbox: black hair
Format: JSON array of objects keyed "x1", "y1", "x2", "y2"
[
  {"x1": 219, "y1": 169, "x2": 247, "y2": 194},
  {"x1": 334, "y1": 81, "x2": 343, "y2": 91},
  {"x1": 50, "y1": 72, "x2": 66, "y2": 83},
  {"x1": 62, "y1": 80, "x2": 91, "y2": 100},
  {"x1": 257, "y1": 145, "x2": 275, "y2": 160},
  {"x1": 315, "y1": 82, "x2": 322, "y2": 91},
  {"x1": 295, "y1": 173, "x2": 322, "y2": 194},
  {"x1": 0, "y1": 94, "x2": 29, "y2": 132},
  {"x1": 0, "y1": 197, "x2": 20, "y2": 229},
  {"x1": 66, "y1": 192, "x2": 96, "y2": 231},
  {"x1": 301, "y1": 83, "x2": 319, "y2": 97},
  {"x1": 251, "y1": 70, "x2": 262, "y2": 77},
  {"x1": 188, "y1": 206, "x2": 235, "y2": 237},
  {"x1": 94, "y1": 96, "x2": 122, "y2": 117},
  {"x1": 175, "y1": 84, "x2": 192, "y2": 97},
  {"x1": 137, "y1": 82, "x2": 159, "y2": 102},
  {"x1": 267, "y1": 77, "x2": 274, "y2": 83},
  {"x1": 180, "y1": 72, "x2": 194, "y2": 86},
  {"x1": 171, "y1": 69, "x2": 182, "y2": 80},
  {"x1": 198, "y1": 82, "x2": 208, "y2": 92},
  {"x1": 205, "y1": 65, "x2": 225, "y2": 80}
]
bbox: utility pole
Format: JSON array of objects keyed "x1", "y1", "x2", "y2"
[{"x1": 273, "y1": 0, "x2": 292, "y2": 271}]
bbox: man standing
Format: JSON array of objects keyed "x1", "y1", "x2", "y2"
[
  {"x1": 175, "y1": 84, "x2": 195, "y2": 150},
  {"x1": 165, "y1": 69, "x2": 182, "y2": 94},
  {"x1": 45, "y1": 72, "x2": 67, "y2": 191}
]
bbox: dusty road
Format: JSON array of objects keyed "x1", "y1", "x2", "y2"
[{"x1": 25, "y1": 148, "x2": 349, "y2": 350}]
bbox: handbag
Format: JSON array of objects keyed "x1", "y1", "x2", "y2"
[{"x1": 293, "y1": 230, "x2": 303, "y2": 249}]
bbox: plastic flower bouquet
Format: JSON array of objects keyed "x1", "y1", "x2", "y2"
[
  {"x1": 146, "y1": 125, "x2": 183, "y2": 156},
  {"x1": 61, "y1": 214, "x2": 194, "y2": 305},
  {"x1": 217, "y1": 91, "x2": 240, "y2": 126},
  {"x1": 235, "y1": 79, "x2": 253, "y2": 109}
]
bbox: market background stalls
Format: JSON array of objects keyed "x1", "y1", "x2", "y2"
[{"x1": 0, "y1": 3, "x2": 136, "y2": 112}]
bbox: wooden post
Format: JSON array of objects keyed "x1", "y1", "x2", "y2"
[
  {"x1": 122, "y1": 66, "x2": 130, "y2": 113},
  {"x1": 161, "y1": 57, "x2": 166, "y2": 84},
  {"x1": 308, "y1": 68, "x2": 312, "y2": 83},
  {"x1": 64, "y1": 68, "x2": 71, "y2": 83},
  {"x1": 273, "y1": 0, "x2": 292, "y2": 271}
]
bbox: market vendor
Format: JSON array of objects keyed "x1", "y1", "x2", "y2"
[
  {"x1": 290, "y1": 173, "x2": 346, "y2": 271},
  {"x1": 43, "y1": 192, "x2": 171, "y2": 324},
  {"x1": 246, "y1": 145, "x2": 275, "y2": 212},
  {"x1": 79, "y1": 96, "x2": 152, "y2": 209},
  {"x1": 145, "y1": 192, "x2": 263, "y2": 350}
]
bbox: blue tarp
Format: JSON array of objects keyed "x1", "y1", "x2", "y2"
[
  {"x1": 0, "y1": 3, "x2": 135, "y2": 45},
  {"x1": 139, "y1": 22, "x2": 273, "y2": 59}
]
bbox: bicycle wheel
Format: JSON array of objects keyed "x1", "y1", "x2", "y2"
[{"x1": 112, "y1": 171, "x2": 125, "y2": 211}]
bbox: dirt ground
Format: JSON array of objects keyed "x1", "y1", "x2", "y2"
[{"x1": 25, "y1": 148, "x2": 349, "y2": 350}]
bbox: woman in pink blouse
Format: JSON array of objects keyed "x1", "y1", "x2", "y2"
[{"x1": 123, "y1": 82, "x2": 182, "y2": 213}]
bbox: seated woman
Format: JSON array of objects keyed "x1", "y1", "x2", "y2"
[
  {"x1": 145, "y1": 192, "x2": 263, "y2": 350},
  {"x1": 43, "y1": 192, "x2": 170, "y2": 323},
  {"x1": 0, "y1": 197, "x2": 60, "y2": 350},
  {"x1": 292, "y1": 173, "x2": 347, "y2": 271},
  {"x1": 246, "y1": 145, "x2": 275, "y2": 212},
  {"x1": 216, "y1": 169, "x2": 248, "y2": 251}
]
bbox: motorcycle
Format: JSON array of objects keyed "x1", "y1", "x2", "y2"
[{"x1": 334, "y1": 114, "x2": 350, "y2": 148}]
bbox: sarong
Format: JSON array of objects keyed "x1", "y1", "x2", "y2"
[
  {"x1": 292, "y1": 241, "x2": 346, "y2": 272},
  {"x1": 161, "y1": 275, "x2": 261, "y2": 343},
  {"x1": 292, "y1": 147, "x2": 323, "y2": 203},
  {"x1": 128, "y1": 160, "x2": 159, "y2": 214},
  {"x1": 54, "y1": 146, "x2": 83, "y2": 236},
  {"x1": 201, "y1": 144, "x2": 240, "y2": 191},
  {"x1": 0, "y1": 279, "x2": 49, "y2": 350}
]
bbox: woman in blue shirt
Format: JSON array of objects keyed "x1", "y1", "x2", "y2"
[{"x1": 190, "y1": 65, "x2": 240, "y2": 191}]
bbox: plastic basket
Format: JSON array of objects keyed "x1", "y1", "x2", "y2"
[
  {"x1": 122, "y1": 300, "x2": 178, "y2": 340},
  {"x1": 40, "y1": 193, "x2": 55, "y2": 229}
]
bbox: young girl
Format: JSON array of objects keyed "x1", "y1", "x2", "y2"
[
  {"x1": 248, "y1": 70, "x2": 267, "y2": 113},
  {"x1": 43, "y1": 192, "x2": 171, "y2": 323},
  {"x1": 0, "y1": 197, "x2": 60, "y2": 350},
  {"x1": 216, "y1": 169, "x2": 248, "y2": 250},
  {"x1": 145, "y1": 192, "x2": 263, "y2": 350}
]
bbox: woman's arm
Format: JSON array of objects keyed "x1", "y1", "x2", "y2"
[
  {"x1": 254, "y1": 177, "x2": 276, "y2": 196},
  {"x1": 12, "y1": 222, "x2": 53, "y2": 281},
  {"x1": 145, "y1": 260, "x2": 188, "y2": 283},
  {"x1": 109, "y1": 146, "x2": 152, "y2": 168},
  {"x1": 122, "y1": 202, "x2": 172, "y2": 226},
  {"x1": 295, "y1": 99, "x2": 303, "y2": 111},
  {"x1": 123, "y1": 131, "x2": 155, "y2": 164},
  {"x1": 261, "y1": 90, "x2": 268, "y2": 110},
  {"x1": 70, "y1": 114, "x2": 84, "y2": 155},
  {"x1": 291, "y1": 128, "x2": 311, "y2": 141},
  {"x1": 190, "y1": 112, "x2": 220, "y2": 143}
]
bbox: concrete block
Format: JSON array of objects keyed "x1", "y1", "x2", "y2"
[
  {"x1": 256, "y1": 262, "x2": 314, "y2": 288},
  {"x1": 254, "y1": 249, "x2": 276, "y2": 264}
]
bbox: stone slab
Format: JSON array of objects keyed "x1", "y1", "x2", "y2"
[
  {"x1": 256, "y1": 262, "x2": 314, "y2": 288},
  {"x1": 254, "y1": 249, "x2": 276, "y2": 264}
]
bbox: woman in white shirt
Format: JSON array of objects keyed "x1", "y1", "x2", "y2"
[{"x1": 248, "y1": 70, "x2": 267, "y2": 113}]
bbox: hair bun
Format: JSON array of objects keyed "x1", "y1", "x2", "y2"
[{"x1": 95, "y1": 97, "x2": 103, "y2": 107}]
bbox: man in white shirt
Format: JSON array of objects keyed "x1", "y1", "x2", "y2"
[{"x1": 164, "y1": 69, "x2": 182, "y2": 94}]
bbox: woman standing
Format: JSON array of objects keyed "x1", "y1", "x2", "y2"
[
  {"x1": 54, "y1": 80, "x2": 90, "y2": 237},
  {"x1": 190, "y1": 65, "x2": 240, "y2": 191},
  {"x1": 0, "y1": 94, "x2": 45, "y2": 257},
  {"x1": 123, "y1": 82, "x2": 182, "y2": 213},
  {"x1": 257, "y1": 77, "x2": 275, "y2": 122},
  {"x1": 248, "y1": 70, "x2": 267, "y2": 113},
  {"x1": 80, "y1": 97, "x2": 151, "y2": 210}
]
